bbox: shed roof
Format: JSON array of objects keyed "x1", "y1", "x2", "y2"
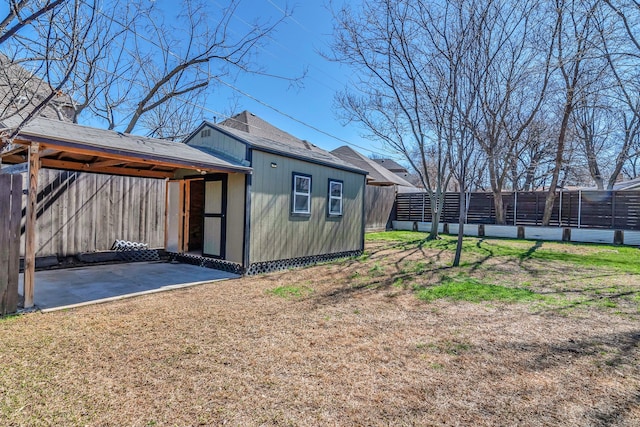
[
  {"x1": 199, "y1": 111, "x2": 367, "y2": 175},
  {"x1": 331, "y1": 146, "x2": 414, "y2": 187},
  {"x1": 0, "y1": 116, "x2": 251, "y2": 178}
]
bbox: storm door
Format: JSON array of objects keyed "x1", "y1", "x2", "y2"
[{"x1": 203, "y1": 174, "x2": 227, "y2": 258}]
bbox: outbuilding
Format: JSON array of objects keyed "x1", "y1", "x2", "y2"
[
  {"x1": 1, "y1": 112, "x2": 367, "y2": 309},
  {"x1": 179, "y1": 111, "x2": 368, "y2": 274}
]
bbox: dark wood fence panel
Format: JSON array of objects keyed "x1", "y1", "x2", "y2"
[
  {"x1": 18, "y1": 169, "x2": 166, "y2": 257},
  {"x1": 1, "y1": 174, "x2": 22, "y2": 315},
  {"x1": 396, "y1": 190, "x2": 640, "y2": 231},
  {"x1": 614, "y1": 192, "x2": 640, "y2": 230},
  {"x1": 364, "y1": 186, "x2": 397, "y2": 231}
]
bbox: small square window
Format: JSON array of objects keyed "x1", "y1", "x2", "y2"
[
  {"x1": 292, "y1": 173, "x2": 311, "y2": 215},
  {"x1": 201, "y1": 128, "x2": 211, "y2": 138},
  {"x1": 328, "y1": 179, "x2": 343, "y2": 216}
]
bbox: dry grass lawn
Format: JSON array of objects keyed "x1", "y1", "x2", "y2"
[{"x1": 1, "y1": 232, "x2": 639, "y2": 426}]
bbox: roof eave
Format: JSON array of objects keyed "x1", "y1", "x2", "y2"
[
  {"x1": 16, "y1": 132, "x2": 252, "y2": 174},
  {"x1": 209, "y1": 124, "x2": 367, "y2": 175}
]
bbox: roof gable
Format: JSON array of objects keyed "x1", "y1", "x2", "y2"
[{"x1": 191, "y1": 111, "x2": 367, "y2": 175}]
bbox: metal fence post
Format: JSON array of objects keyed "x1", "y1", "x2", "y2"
[
  {"x1": 559, "y1": 191, "x2": 563, "y2": 227},
  {"x1": 578, "y1": 190, "x2": 582, "y2": 229},
  {"x1": 612, "y1": 191, "x2": 616, "y2": 229},
  {"x1": 513, "y1": 191, "x2": 517, "y2": 226}
]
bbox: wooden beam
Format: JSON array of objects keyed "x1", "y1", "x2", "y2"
[
  {"x1": 90, "y1": 159, "x2": 126, "y2": 168},
  {"x1": 0, "y1": 153, "x2": 27, "y2": 164},
  {"x1": 39, "y1": 148, "x2": 60, "y2": 158},
  {"x1": 34, "y1": 140, "x2": 217, "y2": 172},
  {"x1": 24, "y1": 142, "x2": 40, "y2": 309},
  {"x1": 0, "y1": 142, "x2": 26, "y2": 158},
  {"x1": 40, "y1": 158, "x2": 174, "y2": 179}
]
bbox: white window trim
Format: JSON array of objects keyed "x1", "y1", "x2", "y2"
[
  {"x1": 292, "y1": 174, "x2": 311, "y2": 215},
  {"x1": 328, "y1": 180, "x2": 343, "y2": 216}
]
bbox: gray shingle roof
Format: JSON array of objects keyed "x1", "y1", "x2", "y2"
[
  {"x1": 613, "y1": 176, "x2": 640, "y2": 191},
  {"x1": 210, "y1": 111, "x2": 367, "y2": 175},
  {"x1": 2, "y1": 116, "x2": 250, "y2": 173},
  {"x1": 373, "y1": 158, "x2": 408, "y2": 173},
  {"x1": 0, "y1": 54, "x2": 75, "y2": 122},
  {"x1": 331, "y1": 146, "x2": 414, "y2": 187}
]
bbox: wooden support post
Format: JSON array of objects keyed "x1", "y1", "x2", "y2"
[
  {"x1": 178, "y1": 180, "x2": 185, "y2": 253},
  {"x1": 24, "y1": 143, "x2": 40, "y2": 309},
  {"x1": 182, "y1": 180, "x2": 190, "y2": 252}
]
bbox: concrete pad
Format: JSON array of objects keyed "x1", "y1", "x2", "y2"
[{"x1": 19, "y1": 261, "x2": 239, "y2": 312}]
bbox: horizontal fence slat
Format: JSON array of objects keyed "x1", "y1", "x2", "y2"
[{"x1": 396, "y1": 190, "x2": 640, "y2": 231}]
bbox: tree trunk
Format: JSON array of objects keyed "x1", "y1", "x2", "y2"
[
  {"x1": 493, "y1": 190, "x2": 505, "y2": 225},
  {"x1": 542, "y1": 91, "x2": 573, "y2": 225},
  {"x1": 487, "y1": 156, "x2": 506, "y2": 224},
  {"x1": 428, "y1": 190, "x2": 445, "y2": 240}
]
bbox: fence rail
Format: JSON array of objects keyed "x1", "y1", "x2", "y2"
[{"x1": 396, "y1": 190, "x2": 640, "y2": 230}]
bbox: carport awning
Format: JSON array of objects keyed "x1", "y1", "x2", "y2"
[
  {"x1": 1, "y1": 116, "x2": 251, "y2": 310},
  {"x1": 0, "y1": 116, "x2": 251, "y2": 178}
]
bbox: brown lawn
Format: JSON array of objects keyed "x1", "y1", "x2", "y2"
[{"x1": 1, "y1": 234, "x2": 639, "y2": 426}]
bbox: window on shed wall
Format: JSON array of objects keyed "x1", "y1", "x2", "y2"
[
  {"x1": 292, "y1": 173, "x2": 311, "y2": 215},
  {"x1": 328, "y1": 179, "x2": 343, "y2": 216},
  {"x1": 201, "y1": 128, "x2": 211, "y2": 138}
]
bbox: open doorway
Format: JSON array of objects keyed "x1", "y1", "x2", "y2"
[
  {"x1": 165, "y1": 175, "x2": 230, "y2": 259},
  {"x1": 187, "y1": 180, "x2": 204, "y2": 253}
]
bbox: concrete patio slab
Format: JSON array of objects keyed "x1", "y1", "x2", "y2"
[{"x1": 18, "y1": 261, "x2": 240, "y2": 312}]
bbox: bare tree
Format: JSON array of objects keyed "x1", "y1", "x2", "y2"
[
  {"x1": 462, "y1": 0, "x2": 555, "y2": 224},
  {"x1": 66, "y1": 0, "x2": 149, "y2": 127},
  {"x1": 599, "y1": 1, "x2": 640, "y2": 185},
  {"x1": 0, "y1": 0, "x2": 67, "y2": 46},
  {"x1": 114, "y1": 0, "x2": 292, "y2": 137},
  {"x1": 330, "y1": 0, "x2": 502, "y2": 240},
  {"x1": 541, "y1": 0, "x2": 599, "y2": 225},
  {"x1": 2, "y1": 0, "x2": 295, "y2": 143},
  {"x1": 0, "y1": 0, "x2": 94, "y2": 147}
]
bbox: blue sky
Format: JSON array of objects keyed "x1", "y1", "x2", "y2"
[
  {"x1": 1, "y1": 1, "x2": 400, "y2": 159},
  {"x1": 155, "y1": 0, "x2": 396, "y2": 159}
]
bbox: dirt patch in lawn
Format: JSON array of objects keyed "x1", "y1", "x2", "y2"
[{"x1": 1, "y1": 236, "x2": 639, "y2": 426}]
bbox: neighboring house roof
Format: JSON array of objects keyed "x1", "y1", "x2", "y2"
[
  {"x1": 191, "y1": 111, "x2": 367, "y2": 175},
  {"x1": 0, "y1": 54, "x2": 75, "y2": 122},
  {"x1": 373, "y1": 158, "x2": 409, "y2": 173},
  {"x1": 331, "y1": 145, "x2": 414, "y2": 187},
  {"x1": 613, "y1": 176, "x2": 640, "y2": 191},
  {"x1": 0, "y1": 116, "x2": 250, "y2": 176}
]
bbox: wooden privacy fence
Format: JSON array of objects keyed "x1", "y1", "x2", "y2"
[
  {"x1": 396, "y1": 190, "x2": 640, "y2": 230},
  {"x1": 364, "y1": 186, "x2": 396, "y2": 231},
  {"x1": 1, "y1": 174, "x2": 22, "y2": 315},
  {"x1": 17, "y1": 169, "x2": 166, "y2": 258}
]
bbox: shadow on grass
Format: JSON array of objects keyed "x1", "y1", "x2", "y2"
[
  {"x1": 301, "y1": 234, "x2": 640, "y2": 316},
  {"x1": 501, "y1": 329, "x2": 640, "y2": 425},
  {"x1": 467, "y1": 239, "x2": 494, "y2": 273},
  {"x1": 519, "y1": 241, "x2": 543, "y2": 262},
  {"x1": 507, "y1": 330, "x2": 640, "y2": 371}
]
